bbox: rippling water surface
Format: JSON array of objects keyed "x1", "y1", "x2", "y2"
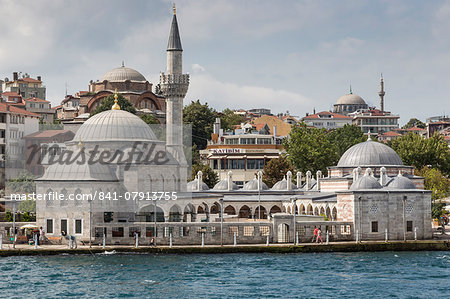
[{"x1": 0, "y1": 251, "x2": 449, "y2": 298}]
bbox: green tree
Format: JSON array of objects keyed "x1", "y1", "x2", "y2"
[
  {"x1": 432, "y1": 200, "x2": 446, "y2": 221},
  {"x1": 140, "y1": 114, "x2": 159, "y2": 125},
  {"x1": 6, "y1": 171, "x2": 36, "y2": 194},
  {"x1": 219, "y1": 108, "x2": 243, "y2": 131},
  {"x1": 183, "y1": 100, "x2": 217, "y2": 150},
  {"x1": 190, "y1": 163, "x2": 219, "y2": 189},
  {"x1": 402, "y1": 118, "x2": 426, "y2": 129},
  {"x1": 262, "y1": 156, "x2": 295, "y2": 187},
  {"x1": 18, "y1": 200, "x2": 36, "y2": 214},
  {"x1": 416, "y1": 166, "x2": 450, "y2": 201},
  {"x1": 90, "y1": 93, "x2": 136, "y2": 116},
  {"x1": 389, "y1": 133, "x2": 450, "y2": 176},
  {"x1": 327, "y1": 124, "x2": 366, "y2": 158},
  {"x1": 284, "y1": 123, "x2": 338, "y2": 174}
]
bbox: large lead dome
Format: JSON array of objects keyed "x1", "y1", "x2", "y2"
[
  {"x1": 74, "y1": 109, "x2": 158, "y2": 142},
  {"x1": 337, "y1": 139, "x2": 403, "y2": 167},
  {"x1": 100, "y1": 66, "x2": 147, "y2": 82}
]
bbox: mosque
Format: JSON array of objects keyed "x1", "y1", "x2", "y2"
[{"x1": 34, "y1": 8, "x2": 432, "y2": 245}]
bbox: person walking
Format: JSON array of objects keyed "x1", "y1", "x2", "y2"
[
  {"x1": 316, "y1": 227, "x2": 323, "y2": 244},
  {"x1": 311, "y1": 226, "x2": 318, "y2": 243}
]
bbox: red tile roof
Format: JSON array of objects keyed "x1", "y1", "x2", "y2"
[
  {"x1": 2, "y1": 91, "x2": 21, "y2": 97},
  {"x1": 20, "y1": 77, "x2": 41, "y2": 83},
  {"x1": 24, "y1": 97, "x2": 49, "y2": 103},
  {"x1": 52, "y1": 105, "x2": 62, "y2": 109},
  {"x1": 303, "y1": 111, "x2": 351, "y2": 119},
  {"x1": 0, "y1": 103, "x2": 40, "y2": 117},
  {"x1": 381, "y1": 131, "x2": 401, "y2": 137}
]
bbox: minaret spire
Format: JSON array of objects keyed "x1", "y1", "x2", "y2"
[
  {"x1": 378, "y1": 73, "x2": 385, "y2": 112},
  {"x1": 349, "y1": 85, "x2": 352, "y2": 94}
]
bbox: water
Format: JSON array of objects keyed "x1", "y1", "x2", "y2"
[{"x1": 0, "y1": 251, "x2": 449, "y2": 298}]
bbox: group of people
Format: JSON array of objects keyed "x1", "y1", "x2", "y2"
[
  {"x1": 31, "y1": 227, "x2": 44, "y2": 246},
  {"x1": 312, "y1": 226, "x2": 323, "y2": 244}
]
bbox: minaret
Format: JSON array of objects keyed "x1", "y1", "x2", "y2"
[
  {"x1": 378, "y1": 74, "x2": 385, "y2": 112},
  {"x1": 160, "y1": 4, "x2": 189, "y2": 188}
]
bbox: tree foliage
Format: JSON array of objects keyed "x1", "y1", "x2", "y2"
[
  {"x1": 432, "y1": 200, "x2": 446, "y2": 221},
  {"x1": 219, "y1": 108, "x2": 243, "y2": 131},
  {"x1": 18, "y1": 200, "x2": 36, "y2": 213},
  {"x1": 327, "y1": 124, "x2": 366, "y2": 158},
  {"x1": 90, "y1": 93, "x2": 137, "y2": 116},
  {"x1": 283, "y1": 123, "x2": 338, "y2": 174},
  {"x1": 6, "y1": 171, "x2": 36, "y2": 194},
  {"x1": 190, "y1": 163, "x2": 219, "y2": 189},
  {"x1": 140, "y1": 114, "x2": 159, "y2": 125},
  {"x1": 262, "y1": 156, "x2": 295, "y2": 187},
  {"x1": 389, "y1": 133, "x2": 450, "y2": 176},
  {"x1": 402, "y1": 118, "x2": 426, "y2": 129},
  {"x1": 183, "y1": 100, "x2": 217, "y2": 150},
  {"x1": 416, "y1": 166, "x2": 450, "y2": 201}
]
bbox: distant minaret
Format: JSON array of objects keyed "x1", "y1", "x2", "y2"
[
  {"x1": 378, "y1": 74, "x2": 385, "y2": 111},
  {"x1": 160, "y1": 4, "x2": 189, "y2": 187}
]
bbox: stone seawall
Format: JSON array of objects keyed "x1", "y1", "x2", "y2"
[{"x1": 0, "y1": 241, "x2": 449, "y2": 257}]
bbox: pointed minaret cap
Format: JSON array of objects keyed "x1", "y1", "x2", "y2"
[
  {"x1": 112, "y1": 88, "x2": 120, "y2": 110},
  {"x1": 167, "y1": 4, "x2": 183, "y2": 51}
]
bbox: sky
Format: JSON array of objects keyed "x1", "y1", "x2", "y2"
[{"x1": 1, "y1": 0, "x2": 449, "y2": 125}]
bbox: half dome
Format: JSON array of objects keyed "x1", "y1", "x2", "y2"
[
  {"x1": 338, "y1": 140, "x2": 403, "y2": 167},
  {"x1": 101, "y1": 66, "x2": 147, "y2": 82},
  {"x1": 74, "y1": 110, "x2": 158, "y2": 142}
]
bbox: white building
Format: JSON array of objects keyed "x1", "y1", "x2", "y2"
[{"x1": 302, "y1": 111, "x2": 352, "y2": 129}]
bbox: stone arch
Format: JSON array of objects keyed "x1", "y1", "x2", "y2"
[
  {"x1": 294, "y1": 203, "x2": 298, "y2": 215},
  {"x1": 169, "y1": 204, "x2": 182, "y2": 222},
  {"x1": 269, "y1": 205, "x2": 281, "y2": 215},
  {"x1": 238, "y1": 205, "x2": 251, "y2": 219},
  {"x1": 277, "y1": 223, "x2": 289, "y2": 243},
  {"x1": 60, "y1": 188, "x2": 68, "y2": 207},
  {"x1": 135, "y1": 93, "x2": 162, "y2": 111},
  {"x1": 314, "y1": 207, "x2": 319, "y2": 216},
  {"x1": 160, "y1": 174, "x2": 165, "y2": 192},
  {"x1": 172, "y1": 174, "x2": 178, "y2": 192},
  {"x1": 255, "y1": 205, "x2": 267, "y2": 219},
  {"x1": 210, "y1": 202, "x2": 220, "y2": 214},
  {"x1": 138, "y1": 204, "x2": 165, "y2": 222},
  {"x1": 287, "y1": 206, "x2": 292, "y2": 214},
  {"x1": 184, "y1": 204, "x2": 196, "y2": 222},
  {"x1": 332, "y1": 207, "x2": 337, "y2": 221},
  {"x1": 320, "y1": 207, "x2": 325, "y2": 216},
  {"x1": 299, "y1": 204, "x2": 305, "y2": 215},
  {"x1": 224, "y1": 205, "x2": 236, "y2": 215},
  {"x1": 326, "y1": 207, "x2": 331, "y2": 219},
  {"x1": 74, "y1": 188, "x2": 82, "y2": 206},
  {"x1": 45, "y1": 188, "x2": 54, "y2": 207},
  {"x1": 86, "y1": 90, "x2": 112, "y2": 112},
  {"x1": 307, "y1": 204, "x2": 313, "y2": 215}
]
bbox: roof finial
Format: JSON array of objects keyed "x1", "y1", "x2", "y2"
[
  {"x1": 349, "y1": 85, "x2": 353, "y2": 94},
  {"x1": 173, "y1": 3, "x2": 176, "y2": 15},
  {"x1": 78, "y1": 136, "x2": 83, "y2": 150},
  {"x1": 367, "y1": 130, "x2": 371, "y2": 141},
  {"x1": 380, "y1": 72, "x2": 383, "y2": 80},
  {"x1": 112, "y1": 88, "x2": 121, "y2": 110}
]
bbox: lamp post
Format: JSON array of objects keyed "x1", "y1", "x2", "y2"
[
  {"x1": 154, "y1": 198, "x2": 157, "y2": 246},
  {"x1": 257, "y1": 171, "x2": 262, "y2": 221},
  {"x1": 292, "y1": 198, "x2": 297, "y2": 245},
  {"x1": 402, "y1": 196, "x2": 407, "y2": 242},
  {"x1": 12, "y1": 202, "x2": 16, "y2": 249},
  {"x1": 88, "y1": 198, "x2": 92, "y2": 248},
  {"x1": 220, "y1": 198, "x2": 224, "y2": 246}
]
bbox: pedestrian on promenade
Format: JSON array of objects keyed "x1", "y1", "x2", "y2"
[
  {"x1": 311, "y1": 226, "x2": 318, "y2": 242},
  {"x1": 70, "y1": 235, "x2": 77, "y2": 249},
  {"x1": 35, "y1": 228, "x2": 41, "y2": 246},
  {"x1": 316, "y1": 227, "x2": 323, "y2": 244}
]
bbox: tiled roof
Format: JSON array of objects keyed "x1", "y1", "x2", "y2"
[
  {"x1": 0, "y1": 103, "x2": 40, "y2": 117},
  {"x1": 381, "y1": 131, "x2": 401, "y2": 137},
  {"x1": 303, "y1": 111, "x2": 351, "y2": 119},
  {"x1": 52, "y1": 105, "x2": 62, "y2": 109},
  {"x1": 2, "y1": 91, "x2": 21, "y2": 97},
  {"x1": 24, "y1": 97, "x2": 49, "y2": 103},
  {"x1": 24, "y1": 129, "x2": 73, "y2": 139},
  {"x1": 20, "y1": 77, "x2": 41, "y2": 83}
]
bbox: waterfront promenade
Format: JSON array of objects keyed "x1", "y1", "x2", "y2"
[{"x1": 0, "y1": 239, "x2": 449, "y2": 256}]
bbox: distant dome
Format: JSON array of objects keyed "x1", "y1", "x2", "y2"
[
  {"x1": 213, "y1": 179, "x2": 238, "y2": 191},
  {"x1": 242, "y1": 178, "x2": 269, "y2": 191},
  {"x1": 338, "y1": 139, "x2": 403, "y2": 167},
  {"x1": 336, "y1": 93, "x2": 366, "y2": 105},
  {"x1": 350, "y1": 174, "x2": 382, "y2": 190},
  {"x1": 101, "y1": 66, "x2": 146, "y2": 82},
  {"x1": 386, "y1": 173, "x2": 416, "y2": 189},
  {"x1": 187, "y1": 179, "x2": 210, "y2": 191},
  {"x1": 271, "y1": 178, "x2": 297, "y2": 191},
  {"x1": 74, "y1": 109, "x2": 158, "y2": 142}
]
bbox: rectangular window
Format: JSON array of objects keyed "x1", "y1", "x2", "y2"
[
  {"x1": 46, "y1": 219, "x2": 54, "y2": 234},
  {"x1": 104, "y1": 212, "x2": 114, "y2": 223},
  {"x1": 146, "y1": 227, "x2": 156, "y2": 237},
  {"x1": 243, "y1": 226, "x2": 254, "y2": 236},
  {"x1": 60, "y1": 219, "x2": 67, "y2": 234},
  {"x1": 371, "y1": 221, "x2": 378, "y2": 233},
  {"x1": 75, "y1": 219, "x2": 82, "y2": 234},
  {"x1": 406, "y1": 221, "x2": 413, "y2": 232},
  {"x1": 112, "y1": 227, "x2": 124, "y2": 237},
  {"x1": 128, "y1": 227, "x2": 141, "y2": 237}
]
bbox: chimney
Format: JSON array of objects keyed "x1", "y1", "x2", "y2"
[
  {"x1": 13, "y1": 72, "x2": 18, "y2": 81},
  {"x1": 273, "y1": 125, "x2": 277, "y2": 137},
  {"x1": 37, "y1": 76, "x2": 41, "y2": 81}
]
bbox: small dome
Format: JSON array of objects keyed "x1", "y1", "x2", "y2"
[
  {"x1": 350, "y1": 173, "x2": 382, "y2": 190},
  {"x1": 101, "y1": 66, "x2": 146, "y2": 82},
  {"x1": 336, "y1": 93, "x2": 366, "y2": 105},
  {"x1": 213, "y1": 179, "x2": 238, "y2": 191},
  {"x1": 74, "y1": 110, "x2": 158, "y2": 142},
  {"x1": 187, "y1": 179, "x2": 210, "y2": 191},
  {"x1": 386, "y1": 173, "x2": 416, "y2": 189},
  {"x1": 271, "y1": 178, "x2": 297, "y2": 191},
  {"x1": 38, "y1": 152, "x2": 118, "y2": 182},
  {"x1": 338, "y1": 139, "x2": 403, "y2": 167},
  {"x1": 242, "y1": 178, "x2": 269, "y2": 191}
]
